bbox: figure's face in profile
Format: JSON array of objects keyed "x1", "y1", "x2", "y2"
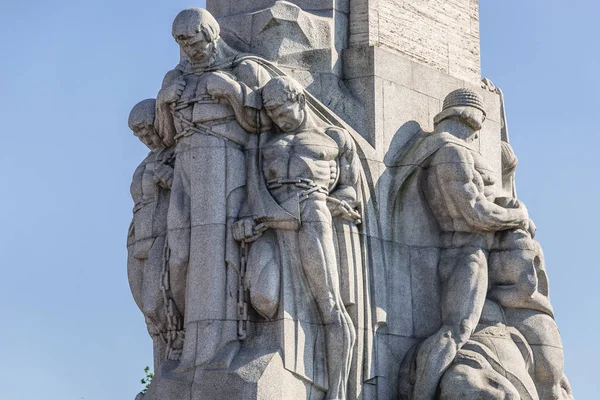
[
  {"x1": 265, "y1": 99, "x2": 305, "y2": 132},
  {"x1": 133, "y1": 124, "x2": 163, "y2": 152},
  {"x1": 175, "y1": 30, "x2": 213, "y2": 66},
  {"x1": 468, "y1": 108, "x2": 486, "y2": 130}
]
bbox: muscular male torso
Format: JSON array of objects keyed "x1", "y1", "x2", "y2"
[
  {"x1": 131, "y1": 149, "x2": 172, "y2": 247},
  {"x1": 262, "y1": 128, "x2": 338, "y2": 205},
  {"x1": 425, "y1": 144, "x2": 489, "y2": 234}
]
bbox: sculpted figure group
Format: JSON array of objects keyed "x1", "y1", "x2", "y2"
[
  {"x1": 392, "y1": 90, "x2": 573, "y2": 400},
  {"x1": 127, "y1": 7, "x2": 571, "y2": 400}
]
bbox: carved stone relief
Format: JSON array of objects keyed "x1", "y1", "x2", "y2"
[{"x1": 126, "y1": 6, "x2": 572, "y2": 400}]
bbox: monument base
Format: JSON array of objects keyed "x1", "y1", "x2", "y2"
[{"x1": 145, "y1": 347, "x2": 325, "y2": 400}]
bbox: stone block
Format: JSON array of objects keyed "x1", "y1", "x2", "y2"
[
  {"x1": 348, "y1": 0, "x2": 481, "y2": 83},
  {"x1": 207, "y1": 0, "x2": 350, "y2": 16}
]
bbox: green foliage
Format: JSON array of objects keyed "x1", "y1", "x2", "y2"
[{"x1": 140, "y1": 366, "x2": 154, "y2": 394}]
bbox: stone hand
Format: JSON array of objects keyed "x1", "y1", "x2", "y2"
[
  {"x1": 495, "y1": 196, "x2": 530, "y2": 230},
  {"x1": 513, "y1": 201, "x2": 531, "y2": 232},
  {"x1": 205, "y1": 72, "x2": 238, "y2": 98},
  {"x1": 494, "y1": 196, "x2": 520, "y2": 208},
  {"x1": 232, "y1": 217, "x2": 267, "y2": 243},
  {"x1": 158, "y1": 79, "x2": 186, "y2": 104},
  {"x1": 154, "y1": 164, "x2": 174, "y2": 189},
  {"x1": 327, "y1": 197, "x2": 362, "y2": 223}
]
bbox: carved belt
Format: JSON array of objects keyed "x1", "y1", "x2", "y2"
[{"x1": 266, "y1": 178, "x2": 329, "y2": 202}]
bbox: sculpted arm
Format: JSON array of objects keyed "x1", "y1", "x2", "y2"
[
  {"x1": 155, "y1": 68, "x2": 184, "y2": 147},
  {"x1": 329, "y1": 128, "x2": 359, "y2": 205},
  {"x1": 327, "y1": 128, "x2": 361, "y2": 221},
  {"x1": 434, "y1": 145, "x2": 527, "y2": 232},
  {"x1": 154, "y1": 163, "x2": 174, "y2": 190},
  {"x1": 206, "y1": 61, "x2": 271, "y2": 133}
]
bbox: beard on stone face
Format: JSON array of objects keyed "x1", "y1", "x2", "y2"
[{"x1": 186, "y1": 41, "x2": 216, "y2": 66}]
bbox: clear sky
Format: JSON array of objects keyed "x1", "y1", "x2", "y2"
[{"x1": 0, "y1": 1, "x2": 597, "y2": 399}]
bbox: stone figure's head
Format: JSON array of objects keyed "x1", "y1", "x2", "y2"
[
  {"x1": 262, "y1": 76, "x2": 306, "y2": 132},
  {"x1": 434, "y1": 88, "x2": 487, "y2": 135},
  {"x1": 172, "y1": 8, "x2": 220, "y2": 67},
  {"x1": 487, "y1": 228, "x2": 551, "y2": 313},
  {"x1": 128, "y1": 99, "x2": 163, "y2": 152}
]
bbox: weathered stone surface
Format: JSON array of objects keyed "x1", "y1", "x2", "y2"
[
  {"x1": 126, "y1": 3, "x2": 572, "y2": 399},
  {"x1": 348, "y1": 0, "x2": 481, "y2": 83},
  {"x1": 214, "y1": 1, "x2": 367, "y2": 137}
]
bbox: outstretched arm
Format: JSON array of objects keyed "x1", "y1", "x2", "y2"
[{"x1": 155, "y1": 68, "x2": 185, "y2": 147}]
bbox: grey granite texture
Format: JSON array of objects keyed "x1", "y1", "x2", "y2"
[
  {"x1": 126, "y1": 3, "x2": 573, "y2": 399},
  {"x1": 348, "y1": 0, "x2": 481, "y2": 83}
]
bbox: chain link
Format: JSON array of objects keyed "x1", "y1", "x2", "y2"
[
  {"x1": 160, "y1": 241, "x2": 184, "y2": 361},
  {"x1": 238, "y1": 241, "x2": 249, "y2": 340}
]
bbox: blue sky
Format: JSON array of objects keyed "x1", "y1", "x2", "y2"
[{"x1": 0, "y1": 1, "x2": 597, "y2": 398}]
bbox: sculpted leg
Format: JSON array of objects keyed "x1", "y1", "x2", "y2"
[
  {"x1": 166, "y1": 156, "x2": 191, "y2": 318},
  {"x1": 298, "y1": 220, "x2": 355, "y2": 400},
  {"x1": 505, "y1": 308, "x2": 573, "y2": 400},
  {"x1": 127, "y1": 246, "x2": 144, "y2": 313},
  {"x1": 413, "y1": 248, "x2": 488, "y2": 400},
  {"x1": 141, "y1": 236, "x2": 167, "y2": 332}
]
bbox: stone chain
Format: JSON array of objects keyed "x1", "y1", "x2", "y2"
[{"x1": 160, "y1": 241, "x2": 184, "y2": 361}]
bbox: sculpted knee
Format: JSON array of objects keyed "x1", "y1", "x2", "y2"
[
  {"x1": 442, "y1": 320, "x2": 474, "y2": 346},
  {"x1": 142, "y1": 297, "x2": 164, "y2": 323}
]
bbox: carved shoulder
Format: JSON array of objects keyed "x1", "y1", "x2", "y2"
[
  {"x1": 431, "y1": 142, "x2": 474, "y2": 166},
  {"x1": 325, "y1": 127, "x2": 355, "y2": 154},
  {"x1": 234, "y1": 60, "x2": 271, "y2": 89},
  {"x1": 161, "y1": 68, "x2": 184, "y2": 88}
]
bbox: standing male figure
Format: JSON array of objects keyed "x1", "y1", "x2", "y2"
[
  {"x1": 155, "y1": 8, "x2": 270, "y2": 370},
  {"x1": 413, "y1": 89, "x2": 531, "y2": 399},
  {"x1": 234, "y1": 76, "x2": 359, "y2": 400},
  {"x1": 127, "y1": 99, "x2": 179, "y2": 370}
]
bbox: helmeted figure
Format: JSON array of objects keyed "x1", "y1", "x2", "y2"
[
  {"x1": 155, "y1": 8, "x2": 271, "y2": 370},
  {"x1": 388, "y1": 88, "x2": 531, "y2": 399},
  {"x1": 413, "y1": 89, "x2": 530, "y2": 399}
]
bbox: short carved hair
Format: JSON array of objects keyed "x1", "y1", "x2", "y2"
[
  {"x1": 262, "y1": 76, "x2": 305, "y2": 109},
  {"x1": 172, "y1": 8, "x2": 220, "y2": 43},
  {"x1": 128, "y1": 99, "x2": 156, "y2": 131}
]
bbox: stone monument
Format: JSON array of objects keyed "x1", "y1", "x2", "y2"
[{"x1": 126, "y1": 2, "x2": 573, "y2": 399}]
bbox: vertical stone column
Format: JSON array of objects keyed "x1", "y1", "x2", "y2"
[
  {"x1": 349, "y1": 0, "x2": 481, "y2": 82},
  {"x1": 343, "y1": 0, "x2": 489, "y2": 150}
]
